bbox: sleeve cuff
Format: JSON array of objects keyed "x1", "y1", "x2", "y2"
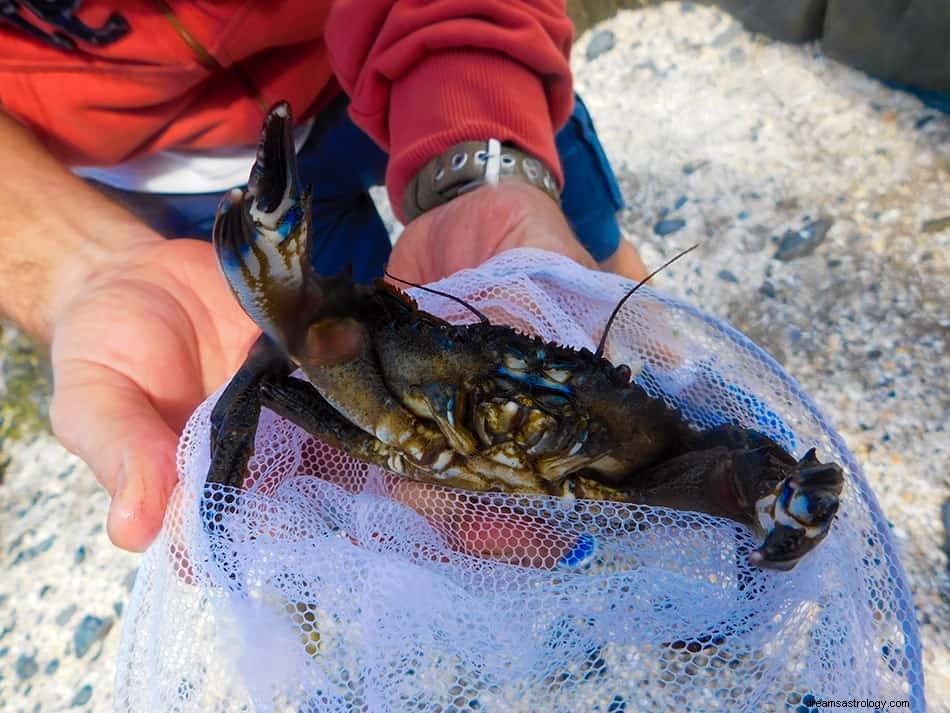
[{"x1": 382, "y1": 49, "x2": 567, "y2": 223}]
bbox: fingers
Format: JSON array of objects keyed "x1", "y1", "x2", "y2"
[
  {"x1": 50, "y1": 359, "x2": 179, "y2": 552},
  {"x1": 391, "y1": 479, "x2": 580, "y2": 569},
  {"x1": 598, "y1": 238, "x2": 648, "y2": 282}
]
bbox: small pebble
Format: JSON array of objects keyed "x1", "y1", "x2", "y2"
[
  {"x1": 74, "y1": 615, "x2": 113, "y2": 658},
  {"x1": 914, "y1": 115, "x2": 935, "y2": 129},
  {"x1": 867, "y1": 349, "x2": 883, "y2": 360},
  {"x1": 56, "y1": 604, "x2": 77, "y2": 627},
  {"x1": 585, "y1": 30, "x2": 615, "y2": 61},
  {"x1": 773, "y1": 218, "x2": 833, "y2": 261},
  {"x1": 921, "y1": 216, "x2": 950, "y2": 233},
  {"x1": 74, "y1": 546, "x2": 87, "y2": 566},
  {"x1": 45, "y1": 658, "x2": 59, "y2": 675},
  {"x1": 682, "y1": 159, "x2": 708, "y2": 175},
  {"x1": 71, "y1": 684, "x2": 93, "y2": 707},
  {"x1": 13, "y1": 535, "x2": 55, "y2": 566},
  {"x1": 717, "y1": 269, "x2": 739, "y2": 283},
  {"x1": 673, "y1": 195, "x2": 688, "y2": 210},
  {"x1": 654, "y1": 218, "x2": 686, "y2": 236},
  {"x1": 15, "y1": 653, "x2": 39, "y2": 680}
]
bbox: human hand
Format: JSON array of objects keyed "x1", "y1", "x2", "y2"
[
  {"x1": 49, "y1": 238, "x2": 259, "y2": 551},
  {"x1": 388, "y1": 181, "x2": 646, "y2": 285}
]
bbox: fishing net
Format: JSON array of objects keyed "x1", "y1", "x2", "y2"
[{"x1": 114, "y1": 248, "x2": 923, "y2": 712}]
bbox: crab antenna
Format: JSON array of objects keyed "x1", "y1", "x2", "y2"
[
  {"x1": 384, "y1": 270, "x2": 490, "y2": 324},
  {"x1": 594, "y1": 244, "x2": 700, "y2": 358}
]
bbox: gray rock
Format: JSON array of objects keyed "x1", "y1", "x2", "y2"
[
  {"x1": 586, "y1": 29, "x2": 616, "y2": 61},
  {"x1": 55, "y1": 604, "x2": 77, "y2": 627},
  {"x1": 71, "y1": 684, "x2": 93, "y2": 707},
  {"x1": 682, "y1": 159, "x2": 709, "y2": 175},
  {"x1": 654, "y1": 218, "x2": 687, "y2": 236},
  {"x1": 921, "y1": 216, "x2": 950, "y2": 233},
  {"x1": 773, "y1": 218, "x2": 833, "y2": 261},
  {"x1": 15, "y1": 653, "x2": 38, "y2": 679},
  {"x1": 73, "y1": 615, "x2": 113, "y2": 658},
  {"x1": 12, "y1": 535, "x2": 55, "y2": 566}
]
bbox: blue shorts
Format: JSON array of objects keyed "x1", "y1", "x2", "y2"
[{"x1": 90, "y1": 94, "x2": 625, "y2": 284}]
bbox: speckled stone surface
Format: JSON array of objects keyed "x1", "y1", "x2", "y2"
[{"x1": 1, "y1": 4, "x2": 947, "y2": 711}]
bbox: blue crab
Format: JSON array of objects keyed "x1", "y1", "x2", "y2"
[{"x1": 206, "y1": 102, "x2": 843, "y2": 570}]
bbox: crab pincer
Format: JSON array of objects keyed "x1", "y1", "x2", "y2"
[{"x1": 210, "y1": 102, "x2": 458, "y2": 488}]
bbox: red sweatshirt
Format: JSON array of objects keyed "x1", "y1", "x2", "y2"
[{"x1": 0, "y1": 0, "x2": 573, "y2": 220}]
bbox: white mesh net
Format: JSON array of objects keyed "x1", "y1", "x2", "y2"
[{"x1": 115, "y1": 249, "x2": 924, "y2": 712}]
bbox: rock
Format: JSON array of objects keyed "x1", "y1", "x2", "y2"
[
  {"x1": 586, "y1": 29, "x2": 616, "y2": 61},
  {"x1": 759, "y1": 281, "x2": 776, "y2": 298},
  {"x1": 74, "y1": 615, "x2": 113, "y2": 658},
  {"x1": 71, "y1": 684, "x2": 93, "y2": 707},
  {"x1": 921, "y1": 216, "x2": 950, "y2": 233},
  {"x1": 15, "y1": 653, "x2": 39, "y2": 679},
  {"x1": 682, "y1": 159, "x2": 709, "y2": 175},
  {"x1": 12, "y1": 535, "x2": 55, "y2": 566},
  {"x1": 717, "y1": 269, "x2": 739, "y2": 283},
  {"x1": 654, "y1": 218, "x2": 687, "y2": 236},
  {"x1": 773, "y1": 217, "x2": 833, "y2": 261},
  {"x1": 56, "y1": 604, "x2": 77, "y2": 627}
]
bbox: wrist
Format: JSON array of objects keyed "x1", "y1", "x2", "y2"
[
  {"x1": 403, "y1": 139, "x2": 560, "y2": 222},
  {"x1": 385, "y1": 49, "x2": 570, "y2": 222}
]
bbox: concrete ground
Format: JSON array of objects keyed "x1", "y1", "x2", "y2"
[{"x1": 1, "y1": 3, "x2": 946, "y2": 711}]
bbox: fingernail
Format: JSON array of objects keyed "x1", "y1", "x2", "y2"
[{"x1": 557, "y1": 533, "x2": 597, "y2": 569}]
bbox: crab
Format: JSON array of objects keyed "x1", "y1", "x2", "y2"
[{"x1": 206, "y1": 102, "x2": 843, "y2": 571}]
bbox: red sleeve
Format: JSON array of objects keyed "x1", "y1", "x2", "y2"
[{"x1": 325, "y1": 0, "x2": 574, "y2": 222}]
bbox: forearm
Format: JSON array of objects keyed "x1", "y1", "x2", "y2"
[
  {"x1": 0, "y1": 111, "x2": 162, "y2": 341},
  {"x1": 326, "y1": 0, "x2": 574, "y2": 220}
]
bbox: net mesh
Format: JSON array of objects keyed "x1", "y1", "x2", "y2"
[{"x1": 114, "y1": 249, "x2": 924, "y2": 712}]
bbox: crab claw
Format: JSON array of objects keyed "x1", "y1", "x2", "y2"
[
  {"x1": 751, "y1": 448, "x2": 843, "y2": 570},
  {"x1": 212, "y1": 101, "x2": 313, "y2": 350}
]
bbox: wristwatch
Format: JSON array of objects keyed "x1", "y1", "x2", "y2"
[{"x1": 402, "y1": 139, "x2": 561, "y2": 222}]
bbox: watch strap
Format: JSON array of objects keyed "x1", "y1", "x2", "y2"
[{"x1": 402, "y1": 139, "x2": 560, "y2": 222}]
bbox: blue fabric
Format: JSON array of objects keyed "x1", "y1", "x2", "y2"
[
  {"x1": 883, "y1": 80, "x2": 950, "y2": 115},
  {"x1": 94, "y1": 94, "x2": 625, "y2": 282}
]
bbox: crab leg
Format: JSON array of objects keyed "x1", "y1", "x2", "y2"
[{"x1": 207, "y1": 334, "x2": 292, "y2": 487}]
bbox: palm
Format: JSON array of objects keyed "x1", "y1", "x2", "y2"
[
  {"x1": 388, "y1": 182, "x2": 596, "y2": 284},
  {"x1": 50, "y1": 238, "x2": 258, "y2": 549}
]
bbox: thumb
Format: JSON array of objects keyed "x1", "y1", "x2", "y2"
[{"x1": 51, "y1": 360, "x2": 180, "y2": 551}]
